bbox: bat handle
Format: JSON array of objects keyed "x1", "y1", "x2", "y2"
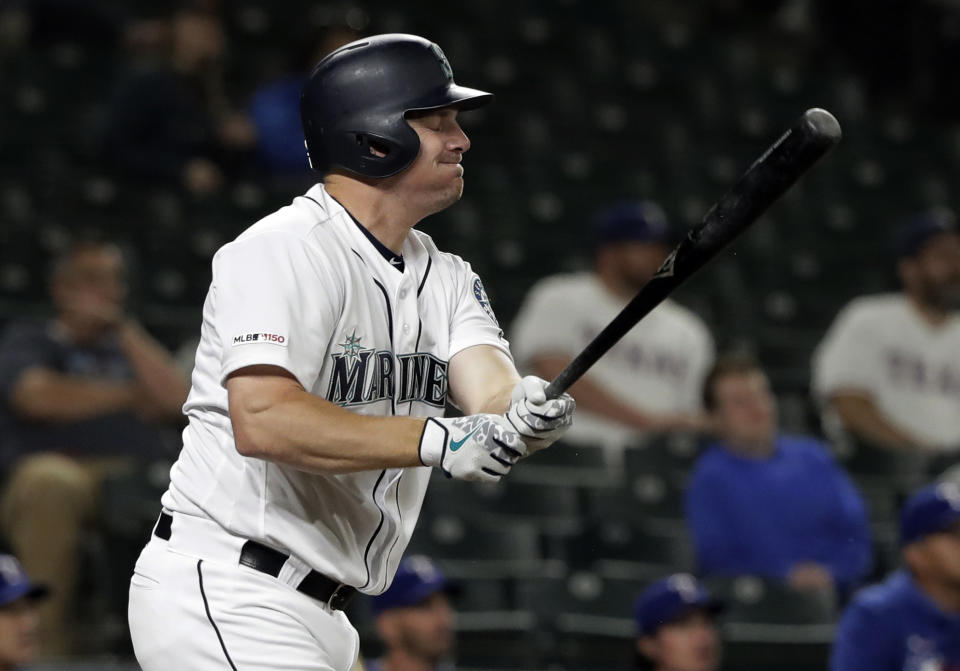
[{"x1": 544, "y1": 368, "x2": 575, "y2": 400}]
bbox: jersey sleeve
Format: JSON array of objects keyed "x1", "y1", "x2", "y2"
[
  {"x1": 212, "y1": 232, "x2": 340, "y2": 390},
  {"x1": 680, "y1": 317, "x2": 715, "y2": 412},
  {"x1": 830, "y1": 597, "x2": 898, "y2": 671},
  {"x1": 447, "y1": 261, "x2": 511, "y2": 360},
  {"x1": 812, "y1": 300, "x2": 880, "y2": 401},
  {"x1": 509, "y1": 277, "x2": 581, "y2": 369}
]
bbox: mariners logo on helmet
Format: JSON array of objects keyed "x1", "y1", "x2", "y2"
[{"x1": 429, "y1": 43, "x2": 454, "y2": 81}]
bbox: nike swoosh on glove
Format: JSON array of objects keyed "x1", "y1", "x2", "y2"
[
  {"x1": 505, "y1": 375, "x2": 576, "y2": 453},
  {"x1": 419, "y1": 414, "x2": 526, "y2": 482}
]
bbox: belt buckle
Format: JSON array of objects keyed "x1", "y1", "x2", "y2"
[{"x1": 327, "y1": 583, "x2": 350, "y2": 610}]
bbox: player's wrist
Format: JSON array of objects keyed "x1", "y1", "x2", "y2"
[{"x1": 418, "y1": 417, "x2": 448, "y2": 471}]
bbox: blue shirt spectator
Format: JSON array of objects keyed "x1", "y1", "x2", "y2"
[
  {"x1": 831, "y1": 482, "x2": 960, "y2": 671},
  {"x1": 247, "y1": 27, "x2": 359, "y2": 175},
  {"x1": 248, "y1": 75, "x2": 310, "y2": 174},
  {"x1": 686, "y1": 353, "x2": 872, "y2": 594}
]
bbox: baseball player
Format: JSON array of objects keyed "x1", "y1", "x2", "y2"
[
  {"x1": 634, "y1": 574, "x2": 724, "y2": 671},
  {"x1": 812, "y1": 209, "x2": 960, "y2": 453},
  {"x1": 366, "y1": 555, "x2": 457, "y2": 671},
  {"x1": 127, "y1": 34, "x2": 575, "y2": 671},
  {"x1": 510, "y1": 202, "x2": 714, "y2": 454}
]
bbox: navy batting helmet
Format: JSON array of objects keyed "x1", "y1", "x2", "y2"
[{"x1": 300, "y1": 34, "x2": 493, "y2": 178}]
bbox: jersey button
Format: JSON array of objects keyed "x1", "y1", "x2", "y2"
[
  {"x1": 402, "y1": 323, "x2": 411, "y2": 333},
  {"x1": 399, "y1": 289, "x2": 408, "y2": 299}
]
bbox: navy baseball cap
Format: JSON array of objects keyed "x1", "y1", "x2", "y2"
[
  {"x1": 634, "y1": 574, "x2": 723, "y2": 636},
  {"x1": 895, "y1": 208, "x2": 958, "y2": 260},
  {"x1": 900, "y1": 482, "x2": 960, "y2": 546},
  {"x1": 593, "y1": 200, "x2": 671, "y2": 248},
  {"x1": 372, "y1": 556, "x2": 453, "y2": 615},
  {"x1": 0, "y1": 555, "x2": 48, "y2": 607}
]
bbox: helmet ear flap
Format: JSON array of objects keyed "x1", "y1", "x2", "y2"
[
  {"x1": 355, "y1": 133, "x2": 391, "y2": 159},
  {"x1": 350, "y1": 125, "x2": 421, "y2": 177}
]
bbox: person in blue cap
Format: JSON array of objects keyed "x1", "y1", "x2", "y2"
[
  {"x1": 831, "y1": 482, "x2": 960, "y2": 670},
  {"x1": 511, "y1": 201, "x2": 715, "y2": 456},
  {"x1": 0, "y1": 553, "x2": 48, "y2": 671},
  {"x1": 367, "y1": 556, "x2": 456, "y2": 671},
  {"x1": 634, "y1": 574, "x2": 723, "y2": 671},
  {"x1": 813, "y1": 208, "x2": 960, "y2": 453}
]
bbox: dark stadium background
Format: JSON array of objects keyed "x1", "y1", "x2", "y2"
[{"x1": 2, "y1": 0, "x2": 958, "y2": 668}]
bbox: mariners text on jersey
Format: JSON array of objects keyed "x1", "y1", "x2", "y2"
[{"x1": 327, "y1": 347, "x2": 448, "y2": 408}]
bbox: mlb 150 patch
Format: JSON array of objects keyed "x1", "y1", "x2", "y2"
[{"x1": 232, "y1": 332, "x2": 288, "y2": 346}]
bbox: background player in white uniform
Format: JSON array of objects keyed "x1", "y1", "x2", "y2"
[
  {"x1": 813, "y1": 209, "x2": 960, "y2": 453},
  {"x1": 127, "y1": 34, "x2": 575, "y2": 671},
  {"x1": 511, "y1": 201, "x2": 713, "y2": 454}
]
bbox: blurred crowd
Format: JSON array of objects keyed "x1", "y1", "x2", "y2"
[{"x1": 1, "y1": 0, "x2": 960, "y2": 669}]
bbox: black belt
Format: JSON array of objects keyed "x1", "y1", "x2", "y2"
[{"x1": 153, "y1": 512, "x2": 356, "y2": 610}]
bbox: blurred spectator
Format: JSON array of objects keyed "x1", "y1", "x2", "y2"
[
  {"x1": 248, "y1": 26, "x2": 359, "y2": 175},
  {"x1": 831, "y1": 482, "x2": 960, "y2": 670},
  {"x1": 634, "y1": 574, "x2": 723, "y2": 671},
  {"x1": 510, "y1": 201, "x2": 714, "y2": 455},
  {"x1": 813, "y1": 209, "x2": 960, "y2": 454},
  {"x1": 0, "y1": 240, "x2": 189, "y2": 655},
  {"x1": 0, "y1": 553, "x2": 48, "y2": 671},
  {"x1": 367, "y1": 556, "x2": 456, "y2": 671},
  {"x1": 686, "y1": 353, "x2": 872, "y2": 594},
  {"x1": 103, "y1": 7, "x2": 255, "y2": 195}
]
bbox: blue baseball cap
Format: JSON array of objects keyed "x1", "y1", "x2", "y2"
[
  {"x1": 372, "y1": 556, "x2": 453, "y2": 615},
  {"x1": 634, "y1": 574, "x2": 723, "y2": 636},
  {"x1": 0, "y1": 554, "x2": 48, "y2": 607},
  {"x1": 895, "y1": 208, "x2": 958, "y2": 260},
  {"x1": 900, "y1": 482, "x2": 960, "y2": 546},
  {"x1": 593, "y1": 200, "x2": 671, "y2": 248}
]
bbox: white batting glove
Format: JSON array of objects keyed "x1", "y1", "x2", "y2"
[
  {"x1": 505, "y1": 375, "x2": 576, "y2": 453},
  {"x1": 419, "y1": 414, "x2": 526, "y2": 482}
]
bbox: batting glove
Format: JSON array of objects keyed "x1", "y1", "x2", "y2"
[
  {"x1": 419, "y1": 414, "x2": 526, "y2": 482},
  {"x1": 505, "y1": 375, "x2": 576, "y2": 453}
]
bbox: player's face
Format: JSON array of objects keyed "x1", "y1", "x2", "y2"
[
  {"x1": 0, "y1": 599, "x2": 40, "y2": 667},
  {"x1": 52, "y1": 246, "x2": 128, "y2": 323},
  {"x1": 902, "y1": 233, "x2": 960, "y2": 310},
  {"x1": 399, "y1": 108, "x2": 471, "y2": 217},
  {"x1": 639, "y1": 611, "x2": 721, "y2": 671},
  {"x1": 380, "y1": 592, "x2": 455, "y2": 662},
  {"x1": 909, "y1": 521, "x2": 960, "y2": 587},
  {"x1": 710, "y1": 370, "x2": 777, "y2": 449},
  {"x1": 610, "y1": 241, "x2": 670, "y2": 292}
]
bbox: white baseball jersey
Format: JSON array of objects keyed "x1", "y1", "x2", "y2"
[
  {"x1": 162, "y1": 183, "x2": 509, "y2": 594},
  {"x1": 510, "y1": 272, "x2": 714, "y2": 450},
  {"x1": 812, "y1": 293, "x2": 960, "y2": 451}
]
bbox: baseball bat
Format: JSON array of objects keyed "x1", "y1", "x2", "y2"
[{"x1": 544, "y1": 107, "x2": 842, "y2": 399}]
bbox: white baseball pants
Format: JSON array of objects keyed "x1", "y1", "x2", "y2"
[{"x1": 129, "y1": 532, "x2": 359, "y2": 670}]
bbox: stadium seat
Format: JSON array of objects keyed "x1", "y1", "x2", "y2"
[
  {"x1": 511, "y1": 442, "x2": 616, "y2": 488},
  {"x1": 516, "y1": 573, "x2": 646, "y2": 669},
  {"x1": 405, "y1": 514, "x2": 546, "y2": 580},
  {"x1": 562, "y1": 520, "x2": 695, "y2": 580}
]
